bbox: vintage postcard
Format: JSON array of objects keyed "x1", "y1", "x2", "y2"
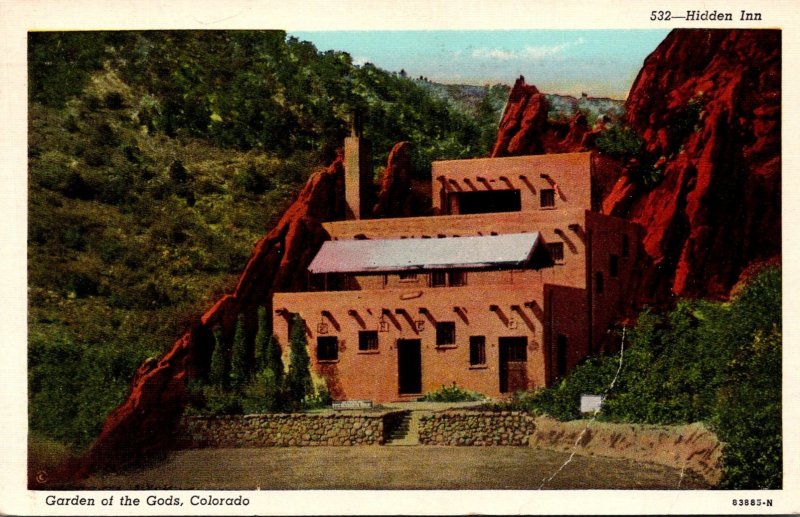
[{"x1": 2, "y1": 0, "x2": 798, "y2": 515}]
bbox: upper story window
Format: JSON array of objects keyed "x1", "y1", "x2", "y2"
[
  {"x1": 343, "y1": 275, "x2": 358, "y2": 290},
  {"x1": 399, "y1": 272, "x2": 418, "y2": 281},
  {"x1": 547, "y1": 242, "x2": 565, "y2": 262},
  {"x1": 448, "y1": 271, "x2": 465, "y2": 286},
  {"x1": 317, "y1": 336, "x2": 339, "y2": 361},
  {"x1": 430, "y1": 270, "x2": 466, "y2": 287},
  {"x1": 540, "y1": 189, "x2": 556, "y2": 208},
  {"x1": 448, "y1": 189, "x2": 521, "y2": 215},
  {"x1": 621, "y1": 234, "x2": 630, "y2": 258},
  {"x1": 358, "y1": 330, "x2": 378, "y2": 351},
  {"x1": 595, "y1": 271, "x2": 605, "y2": 295},
  {"x1": 436, "y1": 321, "x2": 456, "y2": 346}
]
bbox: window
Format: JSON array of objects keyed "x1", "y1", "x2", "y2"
[
  {"x1": 621, "y1": 234, "x2": 630, "y2": 258},
  {"x1": 358, "y1": 330, "x2": 378, "y2": 351},
  {"x1": 469, "y1": 336, "x2": 486, "y2": 365},
  {"x1": 317, "y1": 336, "x2": 338, "y2": 361},
  {"x1": 547, "y1": 242, "x2": 565, "y2": 262},
  {"x1": 450, "y1": 189, "x2": 522, "y2": 214},
  {"x1": 430, "y1": 270, "x2": 465, "y2": 287},
  {"x1": 595, "y1": 271, "x2": 604, "y2": 295},
  {"x1": 399, "y1": 272, "x2": 418, "y2": 281},
  {"x1": 506, "y1": 341, "x2": 527, "y2": 361},
  {"x1": 448, "y1": 270, "x2": 465, "y2": 286},
  {"x1": 436, "y1": 321, "x2": 456, "y2": 346},
  {"x1": 540, "y1": 189, "x2": 555, "y2": 208},
  {"x1": 343, "y1": 275, "x2": 358, "y2": 290},
  {"x1": 609, "y1": 254, "x2": 619, "y2": 278}
]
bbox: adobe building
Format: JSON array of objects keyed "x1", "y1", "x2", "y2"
[{"x1": 272, "y1": 135, "x2": 641, "y2": 402}]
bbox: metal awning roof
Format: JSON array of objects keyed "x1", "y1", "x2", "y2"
[{"x1": 308, "y1": 232, "x2": 549, "y2": 274}]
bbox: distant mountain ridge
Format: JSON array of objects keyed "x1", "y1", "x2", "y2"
[{"x1": 415, "y1": 78, "x2": 625, "y2": 127}]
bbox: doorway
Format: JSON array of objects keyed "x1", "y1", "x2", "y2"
[
  {"x1": 556, "y1": 334, "x2": 568, "y2": 378},
  {"x1": 397, "y1": 339, "x2": 422, "y2": 394},
  {"x1": 499, "y1": 337, "x2": 528, "y2": 393}
]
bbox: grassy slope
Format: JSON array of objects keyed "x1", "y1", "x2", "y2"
[{"x1": 28, "y1": 67, "x2": 316, "y2": 453}]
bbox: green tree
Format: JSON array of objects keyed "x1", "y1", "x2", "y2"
[
  {"x1": 254, "y1": 306, "x2": 269, "y2": 370},
  {"x1": 713, "y1": 328, "x2": 781, "y2": 489},
  {"x1": 285, "y1": 314, "x2": 312, "y2": 409},
  {"x1": 712, "y1": 266, "x2": 782, "y2": 489},
  {"x1": 28, "y1": 32, "x2": 109, "y2": 107},
  {"x1": 168, "y1": 159, "x2": 188, "y2": 183},
  {"x1": 596, "y1": 124, "x2": 644, "y2": 158},
  {"x1": 254, "y1": 306, "x2": 285, "y2": 411},
  {"x1": 264, "y1": 334, "x2": 284, "y2": 388},
  {"x1": 261, "y1": 367, "x2": 283, "y2": 413},
  {"x1": 209, "y1": 327, "x2": 229, "y2": 390},
  {"x1": 230, "y1": 313, "x2": 249, "y2": 387}
]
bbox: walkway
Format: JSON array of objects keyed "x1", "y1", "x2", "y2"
[{"x1": 79, "y1": 446, "x2": 708, "y2": 490}]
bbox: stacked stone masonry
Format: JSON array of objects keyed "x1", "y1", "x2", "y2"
[
  {"x1": 179, "y1": 411, "x2": 408, "y2": 448},
  {"x1": 418, "y1": 411, "x2": 536, "y2": 446}
]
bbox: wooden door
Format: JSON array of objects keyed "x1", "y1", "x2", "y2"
[{"x1": 499, "y1": 337, "x2": 528, "y2": 393}]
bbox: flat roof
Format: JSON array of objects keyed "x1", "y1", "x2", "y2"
[
  {"x1": 308, "y1": 232, "x2": 548, "y2": 274},
  {"x1": 431, "y1": 151, "x2": 591, "y2": 168}
]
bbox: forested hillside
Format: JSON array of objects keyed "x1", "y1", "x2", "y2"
[{"x1": 27, "y1": 30, "x2": 505, "y2": 450}]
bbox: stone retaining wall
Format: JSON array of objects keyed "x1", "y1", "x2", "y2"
[
  {"x1": 179, "y1": 411, "x2": 408, "y2": 447},
  {"x1": 418, "y1": 411, "x2": 536, "y2": 446}
]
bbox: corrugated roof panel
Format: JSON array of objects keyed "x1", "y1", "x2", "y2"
[{"x1": 308, "y1": 232, "x2": 543, "y2": 274}]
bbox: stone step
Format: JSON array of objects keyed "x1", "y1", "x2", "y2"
[
  {"x1": 386, "y1": 413, "x2": 412, "y2": 442},
  {"x1": 385, "y1": 411, "x2": 424, "y2": 446}
]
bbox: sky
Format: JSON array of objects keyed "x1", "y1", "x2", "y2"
[{"x1": 290, "y1": 30, "x2": 671, "y2": 99}]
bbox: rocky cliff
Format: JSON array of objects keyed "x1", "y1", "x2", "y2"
[
  {"x1": 373, "y1": 141, "x2": 414, "y2": 218},
  {"x1": 492, "y1": 29, "x2": 781, "y2": 300},
  {"x1": 605, "y1": 29, "x2": 780, "y2": 299},
  {"x1": 491, "y1": 78, "x2": 548, "y2": 156},
  {"x1": 490, "y1": 77, "x2": 610, "y2": 157}
]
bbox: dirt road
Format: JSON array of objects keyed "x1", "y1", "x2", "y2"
[{"x1": 80, "y1": 446, "x2": 708, "y2": 490}]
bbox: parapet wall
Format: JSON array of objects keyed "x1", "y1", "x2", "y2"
[
  {"x1": 418, "y1": 410, "x2": 536, "y2": 446},
  {"x1": 179, "y1": 411, "x2": 408, "y2": 447}
]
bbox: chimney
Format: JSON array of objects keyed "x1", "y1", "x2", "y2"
[{"x1": 344, "y1": 110, "x2": 372, "y2": 220}]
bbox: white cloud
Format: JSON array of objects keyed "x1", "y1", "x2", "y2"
[
  {"x1": 471, "y1": 36, "x2": 586, "y2": 62},
  {"x1": 471, "y1": 47, "x2": 516, "y2": 61}
]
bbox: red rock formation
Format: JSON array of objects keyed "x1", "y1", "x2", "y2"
[
  {"x1": 491, "y1": 76, "x2": 598, "y2": 156},
  {"x1": 77, "y1": 154, "x2": 346, "y2": 476},
  {"x1": 560, "y1": 112, "x2": 589, "y2": 151},
  {"x1": 491, "y1": 30, "x2": 780, "y2": 301},
  {"x1": 604, "y1": 29, "x2": 781, "y2": 300},
  {"x1": 373, "y1": 141, "x2": 414, "y2": 218},
  {"x1": 491, "y1": 77, "x2": 547, "y2": 156}
]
